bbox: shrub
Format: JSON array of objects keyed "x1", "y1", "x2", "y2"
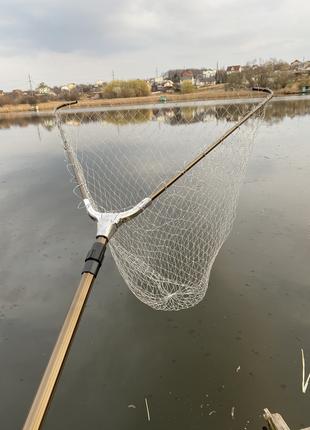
[
  {"x1": 103, "y1": 80, "x2": 150, "y2": 99},
  {"x1": 180, "y1": 81, "x2": 194, "y2": 94}
]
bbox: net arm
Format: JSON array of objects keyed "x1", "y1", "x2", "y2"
[
  {"x1": 22, "y1": 189, "x2": 152, "y2": 429},
  {"x1": 55, "y1": 101, "x2": 90, "y2": 201},
  {"x1": 149, "y1": 87, "x2": 273, "y2": 202},
  {"x1": 23, "y1": 109, "x2": 152, "y2": 428},
  {"x1": 22, "y1": 236, "x2": 107, "y2": 430}
]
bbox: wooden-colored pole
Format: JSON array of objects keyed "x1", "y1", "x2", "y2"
[
  {"x1": 23, "y1": 237, "x2": 107, "y2": 430},
  {"x1": 263, "y1": 408, "x2": 291, "y2": 430},
  {"x1": 263, "y1": 408, "x2": 310, "y2": 430}
]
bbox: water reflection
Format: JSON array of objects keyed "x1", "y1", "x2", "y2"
[
  {"x1": 264, "y1": 97, "x2": 310, "y2": 124},
  {"x1": 1, "y1": 96, "x2": 310, "y2": 130},
  {"x1": 0, "y1": 113, "x2": 53, "y2": 130}
]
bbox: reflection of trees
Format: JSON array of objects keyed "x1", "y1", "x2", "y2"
[
  {"x1": 154, "y1": 103, "x2": 256, "y2": 125},
  {"x1": 103, "y1": 109, "x2": 152, "y2": 125},
  {"x1": 0, "y1": 113, "x2": 55, "y2": 130},
  {"x1": 1, "y1": 98, "x2": 310, "y2": 129},
  {"x1": 60, "y1": 109, "x2": 152, "y2": 126},
  {"x1": 41, "y1": 118, "x2": 55, "y2": 131},
  {"x1": 263, "y1": 98, "x2": 310, "y2": 125}
]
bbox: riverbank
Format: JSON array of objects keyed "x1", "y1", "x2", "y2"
[{"x1": 0, "y1": 85, "x2": 302, "y2": 114}]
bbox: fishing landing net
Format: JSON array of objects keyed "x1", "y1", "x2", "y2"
[{"x1": 56, "y1": 89, "x2": 271, "y2": 311}]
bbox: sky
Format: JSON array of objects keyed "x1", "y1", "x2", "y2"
[{"x1": 0, "y1": 0, "x2": 309, "y2": 90}]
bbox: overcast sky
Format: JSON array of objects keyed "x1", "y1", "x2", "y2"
[{"x1": 0, "y1": 0, "x2": 309, "y2": 90}]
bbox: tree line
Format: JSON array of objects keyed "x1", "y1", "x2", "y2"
[{"x1": 223, "y1": 59, "x2": 308, "y2": 90}]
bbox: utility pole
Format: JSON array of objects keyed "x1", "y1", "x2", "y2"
[
  {"x1": 28, "y1": 74, "x2": 34, "y2": 96},
  {"x1": 28, "y1": 73, "x2": 38, "y2": 112},
  {"x1": 112, "y1": 70, "x2": 115, "y2": 81}
]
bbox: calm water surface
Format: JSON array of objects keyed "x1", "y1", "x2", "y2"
[{"x1": 0, "y1": 96, "x2": 310, "y2": 430}]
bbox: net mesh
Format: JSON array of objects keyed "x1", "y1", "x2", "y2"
[{"x1": 56, "y1": 93, "x2": 266, "y2": 311}]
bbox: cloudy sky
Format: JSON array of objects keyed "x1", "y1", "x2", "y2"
[{"x1": 0, "y1": 0, "x2": 309, "y2": 90}]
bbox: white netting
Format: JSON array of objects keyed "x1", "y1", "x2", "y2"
[{"x1": 56, "y1": 94, "x2": 266, "y2": 311}]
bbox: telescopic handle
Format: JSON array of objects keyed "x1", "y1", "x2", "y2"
[{"x1": 23, "y1": 236, "x2": 107, "y2": 430}]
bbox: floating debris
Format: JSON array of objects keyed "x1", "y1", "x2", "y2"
[
  {"x1": 209, "y1": 410, "x2": 216, "y2": 416},
  {"x1": 243, "y1": 418, "x2": 251, "y2": 430},
  {"x1": 128, "y1": 404, "x2": 136, "y2": 409},
  {"x1": 231, "y1": 406, "x2": 235, "y2": 419},
  {"x1": 145, "y1": 397, "x2": 151, "y2": 422},
  {"x1": 236, "y1": 365, "x2": 241, "y2": 373}
]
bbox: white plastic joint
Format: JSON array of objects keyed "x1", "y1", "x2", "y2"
[{"x1": 83, "y1": 198, "x2": 152, "y2": 240}]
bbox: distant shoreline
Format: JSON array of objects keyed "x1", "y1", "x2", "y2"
[{"x1": 0, "y1": 86, "x2": 303, "y2": 115}]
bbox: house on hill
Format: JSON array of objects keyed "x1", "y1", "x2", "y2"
[
  {"x1": 290, "y1": 59, "x2": 302, "y2": 69},
  {"x1": 196, "y1": 73, "x2": 216, "y2": 87},
  {"x1": 180, "y1": 70, "x2": 194, "y2": 84},
  {"x1": 11, "y1": 89, "x2": 24, "y2": 96},
  {"x1": 227, "y1": 65, "x2": 242, "y2": 74},
  {"x1": 163, "y1": 80, "x2": 174, "y2": 89},
  {"x1": 95, "y1": 80, "x2": 105, "y2": 87},
  {"x1": 61, "y1": 83, "x2": 77, "y2": 91},
  {"x1": 291, "y1": 60, "x2": 310, "y2": 75},
  {"x1": 36, "y1": 83, "x2": 54, "y2": 95},
  {"x1": 202, "y1": 68, "x2": 216, "y2": 79}
]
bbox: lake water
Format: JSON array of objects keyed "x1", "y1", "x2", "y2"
[{"x1": 0, "y1": 96, "x2": 310, "y2": 430}]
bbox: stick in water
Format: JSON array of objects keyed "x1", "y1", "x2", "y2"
[
  {"x1": 301, "y1": 348, "x2": 310, "y2": 393},
  {"x1": 231, "y1": 406, "x2": 235, "y2": 419},
  {"x1": 145, "y1": 397, "x2": 151, "y2": 421}
]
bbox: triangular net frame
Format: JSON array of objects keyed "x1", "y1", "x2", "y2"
[{"x1": 55, "y1": 89, "x2": 271, "y2": 311}]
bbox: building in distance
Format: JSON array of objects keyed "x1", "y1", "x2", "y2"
[
  {"x1": 61, "y1": 83, "x2": 77, "y2": 92},
  {"x1": 226, "y1": 65, "x2": 242, "y2": 74}
]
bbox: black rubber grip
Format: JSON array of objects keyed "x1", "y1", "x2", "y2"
[
  {"x1": 85, "y1": 242, "x2": 106, "y2": 263},
  {"x1": 82, "y1": 260, "x2": 101, "y2": 277},
  {"x1": 82, "y1": 241, "x2": 106, "y2": 276}
]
